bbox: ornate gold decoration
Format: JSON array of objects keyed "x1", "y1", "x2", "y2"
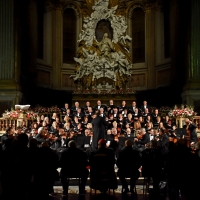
[
  {"x1": 85, "y1": 0, "x2": 95, "y2": 15},
  {"x1": 108, "y1": 0, "x2": 119, "y2": 8},
  {"x1": 115, "y1": 0, "x2": 127, "y2": 16}
]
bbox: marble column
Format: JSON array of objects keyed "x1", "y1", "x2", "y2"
[
  {"x1": 0, "y1": 0, "x2": 22, "y2": 114},
  {"x1": 145, "y1": 2, "x2": 156, "y2": 89},
  {"x1": 182, "y1": 0, "x2": 200, "y2": 111}
]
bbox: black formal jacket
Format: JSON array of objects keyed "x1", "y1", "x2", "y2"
[
  {"x1": 1, "y1": 133, "x2": 10, "y2": 147},
  {"x1": 118, "y1": 106, "x2": 128, "y2": 113},
  {"x1": 137, "y1": 133, "x2": 150, "y2": 146},
  {"x1": 151, "y1": 114, "x2": 161, "y2": 123},
  {"x1": 90, "y1": 147, "x2": 115, "y2": 167},
  {"x1": 116, "y1": 146, "x2": 141, "y2": 175},
  {"x1": 183, "y1": 123, "x2": 198, "y2": 143},
  {"x1": 157, "y1": 134, "x2": 169, "y2": 154},
  {"x1": 94, "y1": 105, "x2": 105, "y2": 111},
  {"x1": 128, "y1": 106, "x2": 137, "y2": 114},
  {"x1": 140, "y1": 105, "x2": 151, "y2": 113},
  {"x1": 89, "y1": 147, "x2": 118, "y2": 189},
  {"x1": 92, "y1": 116, "x2": 108, "y2": 149},
  {"x1": 59, "y1": 147, "x2": 88, "y2": 176}
]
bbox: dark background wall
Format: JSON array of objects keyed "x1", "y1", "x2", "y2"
[{"x1": 16, "y1": 0, "x2": 189, "y2": 109}]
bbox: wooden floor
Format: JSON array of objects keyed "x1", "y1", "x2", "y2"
[{"x1": 50, "y1": 185, "x2": 152, "y2": 200}]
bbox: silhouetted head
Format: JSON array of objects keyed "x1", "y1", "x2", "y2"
[
  {"x1": 125, "y1": 139, "x2": 132, "y2": 147},
  {"x1": 29, "y1": 138, "x2": 38, "y2": 148},
  {"x1": 68, "y1": 140, "x2": 77, "y2": 148},
  {"x1": 98, "y1": 139, "x2": 106, "y2": 148},
  {"x1": 17, "y1": 133, "x2": 28, "y2": 148}
]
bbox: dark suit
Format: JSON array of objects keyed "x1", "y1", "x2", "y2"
[
  {"x1": 116, "y1": 146, "x2": 141, "y2": 191},
  {"x1": 113, "y1": 113, "x2": 119, "y2": 120},
  {"x1": 84, "y1": 112, "x2": 93, "y2": 123},
  {"x1": 128, "y1": 106, "x2": 137, "y2": 114},
  {"x1": 83, "y1": 106, "x2": 90, "y2": 112},
  {"x1": 64, "y1": 113, "x2": 73, "y2": 119},
  {"x1": 151, "y1": 114, "x2": 161, "y2": 123},
  {"x1": 92, "y1": 116, "x2": 108, "y2": 149},
  {"x1": 35, "y1": 133, "x2": 47, "y2": 146},
  {"x1": 137, "y1": 133, "x2": 150, "y2": 146},
  {"x1": 183, "y1": 123, "x2": 198, "y2": 143},
  {"x1": 90, "y1": 147, "x2": 118, "y2": 190},
  {"x1": 1, "y1": 133, "x2": 10, "y2": 148},
  {"x1": 132, "y1": 113, "x2": 140, "y2": 120},
  {"x1": 76, "y1": 135, "x2": 85, "y2": 150},
  {"x1": 75, "y1": 112, "x2": 85, "y2": 121},
  {"x1": 141, "y1": 105, "x2": 151, "y2": 113},
  {"x1": 118, "y1": 106, "x2": 128, "y2": 113},
  {"x1": 106, "y1": 105, "x2": 115, "y2": 115},
  {"x1": 135, "y1": 133, "x2": 150, "y2": 152},
  {"x1": 90, "y1": 147, "x2": 115, "y2": 166},
  {"x1": 157, "y1": 134, "x2": 169, "y2": 154},
  {"x1": 59, "y1": 147, "x2": 89, "y2": 194},
  {"x1": 94, "y1": 105, "x2": 105, "y2": 111},
  {"x1": 70, "y1": 106, "x2": 79, "y2": 115},
  {"x1": 50, "y1": 137, "x2": 62, "y2": 150},
  {"x1": 99, "y1": 113, "x2": 107, "y2": 118},
  {"x1": 34, "y1": 146, "x2": 59, "y2": 199}
]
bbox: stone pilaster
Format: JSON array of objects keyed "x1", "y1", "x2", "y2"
[
  {"x1": 0, "y1": 0, "x2": 22, "y2": 114},
  {"x1": 145, "y1": 2, "x2": 156, "y2": 89},
  {"x1": 187, "y1": 0, "x2": 200, "y2": 82},
  {"x1": 0, "y1": 0, "x2": 14, "y2": 80},
  {"x1": 182, "y1": 0, "x2": 200, "y2": 110},
  {"x1": 52, "y1": 4, "x2": 63, "y2": 89}
]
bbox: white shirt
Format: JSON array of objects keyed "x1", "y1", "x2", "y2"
[
  {"x1": 61, "y1": 138, "x2": 65, "y2": 147},
  {"x1": 150, "y1": 135, "x2": 154, "y2": 141}
]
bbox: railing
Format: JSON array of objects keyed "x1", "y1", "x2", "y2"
[
  {"x1": 175, "y1": 116, "x2": 200, "y2": 131},
  {"x1": 0, "y1": 112, "x2": 63, "y2": 135},
  {"x1": 194, "y1": 116, "x2": 200, "y2": 133}
]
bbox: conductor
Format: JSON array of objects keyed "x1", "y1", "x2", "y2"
[{"x1": 91, "y1": 111, "x2": 108, "y2": 149}]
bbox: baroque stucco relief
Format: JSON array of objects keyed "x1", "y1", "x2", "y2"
[{"x1": 72, "y1": 0, "x2": 133, "y2": 91}]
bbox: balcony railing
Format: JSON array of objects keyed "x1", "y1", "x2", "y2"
[{"x1": 0, "y1": 112, "x2": 62, "y2": 135}]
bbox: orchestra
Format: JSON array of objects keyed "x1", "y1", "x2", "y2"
[
  {"x1": 0, "y1": 100, "x2": 199, "y2": 200},
  {"x1": 1, "y1": 100, "x2": 198, "y2": 154}
]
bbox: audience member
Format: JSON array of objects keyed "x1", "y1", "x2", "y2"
[
  {"x1": 116, "y1": 139, "x2": 141, "y2": 194},
  {"x1": 59, "y1": 140, "x2": 89, "y2": 195}
]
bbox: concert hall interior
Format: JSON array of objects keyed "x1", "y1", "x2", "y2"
[{"x1": 0, "y1": 0, "x2": 200, "y2": 200}]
